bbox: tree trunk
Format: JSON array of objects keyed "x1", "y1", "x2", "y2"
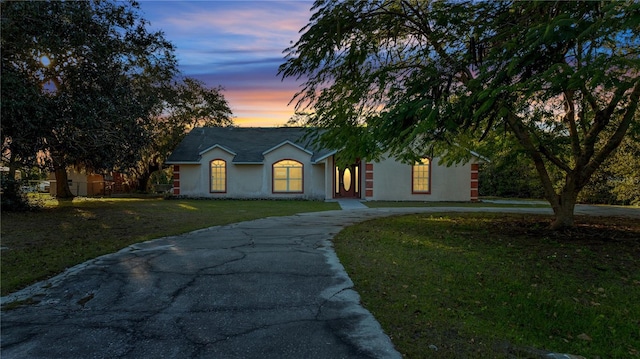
[
  {"x1": 549, "y1": 187, "x2": 578, "y2": 230},
  {"x1": 54, "y1": 166, "x2": 75, "y2": 199},
  {"x1": 136, "y1": 170, "x2": 152, "y2": 193},
  {"x1": 135, "y1": 161, "x2": 160, "y2": 193},
  {"x1": 1, "y1": 156, "x2": 25, "y2": 210}
]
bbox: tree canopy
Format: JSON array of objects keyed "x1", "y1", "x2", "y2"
[
  {"x1": 280, "y1": 0, "x2": 640, "y2": 229},
  {"x1": 131, "y1": 77, "x2": 233, "y2": 192},
  {"x1": 1, "y1": 0, "x2": 178, "y2": 198}
]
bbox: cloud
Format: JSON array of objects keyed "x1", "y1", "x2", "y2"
[
  {"x1": 189, "y1": 66, "x2": 303, "y2": 127},
  {"x1": 139, "y1": 0, "x2": 313, "y2": 127},
  {"x1": 142, "y1": 1, "x2": 311, "y2": 65}
]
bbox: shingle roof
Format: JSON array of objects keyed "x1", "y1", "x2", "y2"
[{"x1": 166, "y1": 127, "x2": 334, "y2": 164}]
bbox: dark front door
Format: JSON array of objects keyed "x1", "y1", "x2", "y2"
[{"x1": 335, "y1": 163, "x2": 360, "y2": 198}]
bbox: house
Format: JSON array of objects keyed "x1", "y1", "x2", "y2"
[
  {"x1": 48, "y1": 170, "x2": 129, "y2": 197},
  {"x1": 165, "y1": 127, "x2": 483, "y2": 202}
]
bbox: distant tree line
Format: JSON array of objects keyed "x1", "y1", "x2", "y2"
[{"x1": 479, "y1": 133, "x2": 640, "y2": 206}]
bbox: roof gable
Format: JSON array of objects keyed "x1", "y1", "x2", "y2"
[
  {"x1": 166, "y1": 127, "x2": 333, "y2": 164},
  {"x1": 198, "y1": 144, "x2": 237, "y2": 157},
  {"x1": 262, "y1": 140, "x2": 313, "y2": 157}
]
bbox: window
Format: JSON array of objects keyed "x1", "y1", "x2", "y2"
[
  {"x1": 210, "y1": 159, "x2": 226, "y2": 192},
  {"x1": 412, "y1": 158, "x2": 431, "y2": 193},
  {"x1": 273, "y1": 160, "x2": 303, "y2": 193}
]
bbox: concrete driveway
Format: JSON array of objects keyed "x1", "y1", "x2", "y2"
[{"x1": 2, "y1": 204, "x2": 638, "y2": 358}]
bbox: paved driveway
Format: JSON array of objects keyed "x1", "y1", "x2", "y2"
[{"x1": 2, "y1": 205, "x2": 638, "y2": 358}]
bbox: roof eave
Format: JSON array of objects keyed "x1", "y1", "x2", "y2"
[
  {"x1": 312, "y1": 150, "x2": 337, "y2": 164},
  {"x1": 164, "y1": 160, "x2": 200, "y2": 165}
]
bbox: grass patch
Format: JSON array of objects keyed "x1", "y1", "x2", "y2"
[
  {"x1": 1, "y1": 197, "x2": 339, "y2": 296},
  {"x1": 333, "y1": 212, "x2": 640, "y2": 358},
  {"x1": 364, "y1": 200, "x2": 549, "y2": 208}
]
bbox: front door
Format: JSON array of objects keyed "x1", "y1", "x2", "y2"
[{"x1": 335, "y1": 163, "x2": 360, "y2": 198}]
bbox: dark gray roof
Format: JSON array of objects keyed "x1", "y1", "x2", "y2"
[{"x1": 166, "y1": 127, "x2": 335, "y2": 164}]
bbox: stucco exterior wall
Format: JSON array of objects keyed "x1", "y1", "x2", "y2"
[
  {"x1": 322, "y1": 156, "x2": 335, "y2": 200},
  {"x1": 263, "y1": 143, "x2": 325, "y2": 200},
  {"x1": 173, "y1": 146, "x2": 475, "y2": 202},
  {"x1": 364, "y1": 156, "x2": 473, "y2": 202},
  {"x1": 176, "y1": 143, "x2": 326, "y2": 200}
]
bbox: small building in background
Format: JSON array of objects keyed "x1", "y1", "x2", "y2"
[{"x1": 48, "y1": 170, "x2": 129, "y2": 197}]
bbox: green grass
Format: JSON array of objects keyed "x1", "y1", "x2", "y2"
[
  {"x1": 333, "y1": 212, "x2": 640, "y2": 358},
  {"x1": 364, "y1": 200, "x2": 550, "y2": 208},
  {"x1": 1, "y1": 197, "x2": 339, "y2": 296}
]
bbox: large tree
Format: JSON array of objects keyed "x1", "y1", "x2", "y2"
[
  {"x1": 280, "y1": 0, "x2": 640, "y2": 229},
  {"x1": 131, "y1": 77, "x2": 233, "y2": 192},
  {"x1": 1, "y1": 0, "x2": 177, "y2": 198}
]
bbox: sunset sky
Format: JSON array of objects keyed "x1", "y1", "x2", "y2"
[{"x1": 139, "y1": 1, "x2": 314, "y2": 127}]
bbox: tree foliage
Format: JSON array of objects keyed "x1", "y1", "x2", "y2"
[
  {"x1": 480, "y1": 132, "x2": 640, "y2": 206},
  {"x1": 280, "y1": 0, "x2": 640, "y2": 229},
  {"x1": 477, "y1": 133, "x2": 547, "y2": 200},
  {"x1": 578, "y1": 134, "x2": 640, "y2": 205},
  {"x1": 131, "y1": 77, "x2": 233, "y2": 192},
  {"x1": 1, "y1": 0, "x2": 178, "y2": 198}
]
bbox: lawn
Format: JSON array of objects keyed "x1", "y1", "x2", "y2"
[
  {"x1": 333, "y1": 212, "x2": 640, "y2": 358},
  {"x1": 0, "y1": 197, "x2": 339, "y2": 296},
  {"x1": 364, "y1": 200, "x2": 549, "y2": 208}
]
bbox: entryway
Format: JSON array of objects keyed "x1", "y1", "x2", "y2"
[{"x1": 334, "y1": 162, "x2": 360, "y2": 198}]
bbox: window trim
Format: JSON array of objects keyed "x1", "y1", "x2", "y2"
[
  {"x1": 411, "y1": 158, "x2": 432, "y2": 194},
  {"x1": 209, "y1": 159, "x2": 227, "y2": 193},
  {"x1": 272, "y1": 159, "x2": 304, "y2": 194}
]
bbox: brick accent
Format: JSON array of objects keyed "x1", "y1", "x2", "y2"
[
  {"x1": 365, "y1": 163, "x2": 374, "y2": 198},
  {"x1": 172, "y1": 165, "x2": 180, "y2": 195},
  {"x1": 470, "y1": 163, "x2": 479, "y2": 202}
]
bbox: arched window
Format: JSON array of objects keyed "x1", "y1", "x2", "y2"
[
  {"x1": 412, "y1": 158, "x2": 431, "y2": 193},
  {"x1": 273, "y1": 160, "x2": 303, "y2": 193},
  {"x1": 210, "y1": 159, "x2": 226, "y2": 192}
]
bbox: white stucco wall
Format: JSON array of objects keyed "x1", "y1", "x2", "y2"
[
  {"x1": 174, "y1": 147, "x2": 475, "y2": 201},
  {"x1": 322, "y1": 156, "x2": 335, "y2": 200},
  {"x1": 263, "y1": 143, "x2": 325, "y2": 200},
  {"x1": 175, "y1": 143, "x2": 326, "y2": 200},
  {"x1": 364, "y1": 156, "x2": 473, "y2": 202}
]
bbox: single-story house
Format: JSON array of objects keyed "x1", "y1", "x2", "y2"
[
  {"x1": 165, "y1": 127, "x2": 483, "y2": 202},
  {"x1": 48, "y1": 170, "x2": 129, "y2": 197}
]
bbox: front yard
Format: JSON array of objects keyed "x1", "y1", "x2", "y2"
[
  {"x1": 0, "y1": 197, "x2": 339, "y2": 295},
  {"x1": 334, "y1": 212, "x2": 640, "y2": 358},
  {"x1": 3, "y1": 198, "x2": 638, "y2": 358}
]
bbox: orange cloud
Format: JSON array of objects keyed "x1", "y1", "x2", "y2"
[{"x1": 225, "y1": 88, "x2": 296, "y2": 127}]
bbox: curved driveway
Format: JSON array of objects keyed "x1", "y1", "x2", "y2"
[{"x1": 2, "y1": 204, "x2": 638, "y2": 358}]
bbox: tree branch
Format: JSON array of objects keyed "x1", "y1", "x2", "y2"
[
  {"x1": 582, "y1": 81, "x2": 636, "y2": 164},
  {"x1": 563, "y1": 90, "x2": 582, "y2": 160},
  {"x1": 505, "y1": 112, "x2": 560, "y2": 207},
  {"x1": 584, "y1": 80, "x2": 640, "y2": 180}
]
